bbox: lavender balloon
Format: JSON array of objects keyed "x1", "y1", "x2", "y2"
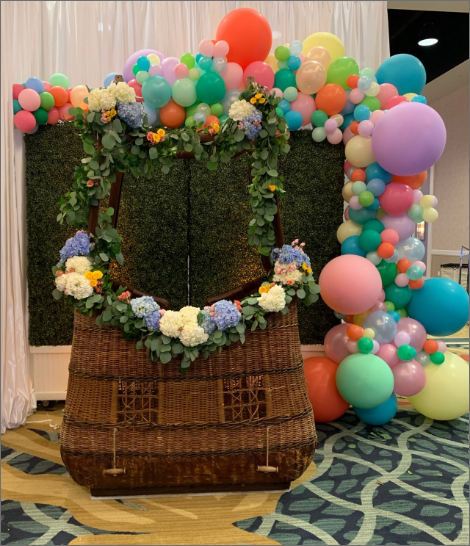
[
  {"x1": 394, "y1": 331, "x2": 410, "y2": 347},
  {"x1": 392, "y1": 360, "x2": 426, "y2": 396},
  {"x1": 396, "y1": 318, "x2": 427, "y2": 352},
  {"x1": 372, "y1": 102, "x2": 446, "y2": 176},
  {"x1": 162, "y1": 57, "x2": 180, "y2": 86},
  {"x1": 363, "y1": 311, "x2": 397, "y2": 344},
  {"x1": 123, "y1": 49, "x2": 165, "y2": 82},
  {"x1": 324, "y1": 324, "x2": 350, "y2": 364},
  {"x1": 381, "y1": 214, "x2": 416, "y2": 242}
]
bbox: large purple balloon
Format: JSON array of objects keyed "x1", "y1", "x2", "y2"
[
  {"x1": 372, "y1": 102, "x2": 446, "y2": 176},
  {"x1": 392, "y1": 360, "x2": 426, "y2": 396},
  {"x1": 324, "y1": 324, "x2": 350, "y2": 364},
  {"x1": 396, "y1": 318, "x2": 427, "y2": 352},
  {"x1": 381, "y1": 214, "x2": 416, "y2": 241},
  {"x1": 123, "y1": 49, "x2": 165, "y2": 82}
]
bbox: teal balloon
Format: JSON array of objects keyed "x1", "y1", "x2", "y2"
[
  {"x1": 407, "y1": 277, "x2": 470, "y2": 336},
  {"x1": 172, "y1": 78, "x2": 197, "y2": 107},
  {"x1": 362, "y1": 219, "x2": 385, "y2": 233},
  {"x1": 13, "y1": 99, "x2": 22, "y2": 114},
  {"x1": 336, "y1": 353, "x2": 394, "y2": 409},
  {"x1": 196, "y1": 72, "x2": 226, "y2": 104},
  {"x1": 142, "y1": 76, "x2": 171, "y2": 108},
  {"x1": 341, "y1": 235, "x2": 367, "y2": 257},
  {"x1": 365, "y1": 162, "x2": 392, "y2": 184},
  {"x1": 137, "y1": 56, "x2": 151, "y2": 71},
  {"x1": 340, "y1": 113, "x2": 354, "y2": 131},
  {"x1": 375, "y1": 54, "x2": 426, "y2": 95},
  {"x1": 384, "y1": 282, "x2": 412, "y2": 309},
  {"x1": 274, "y1": 68, "x2": 296, "y2": 92},
  {"x1": 354, "y1": 394, "x2": 397, "y2": 425},
  {"x1": 349, "y1": 207, "x2": 377, "y2": 225},
  {"x1": 358, "y1": 230, "x2": 381, "y2": 252}
]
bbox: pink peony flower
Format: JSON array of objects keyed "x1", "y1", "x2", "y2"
[
  {"x1": 56, "y1": 270, "x2": 63, "y2": 276},
  {"x1": 275, "y1": 267, "x2": 282, "y2": 274},
  {"x1": 288, "y1": 264, "x2": 297, "y2": 271}
]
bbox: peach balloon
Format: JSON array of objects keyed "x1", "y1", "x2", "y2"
[
  {"x1": 59, "y1": 103, "x2": 74, "y2": 121},
  {"x1": 306, "y1": 46, "x2": 331, "y2": 70},
  {"x1": 159, "y1": 98, "x2": 185, "y2": 128},
  {"x1": 203, "y1": 115, "x2": 220, "y2": 128},
  {"x1": 264, "y1": 54, "x2": 279, "y2": 74},
  {"x1": 376, "y1": 83, "x2": 399, "y2": 109},
  {"x1": 222, "y1": 62, "x2": 243, "y2": 88},
  {"x1": 295, "y1": 61, "x2": 326, "y2": 94},
  {"x1": 70, "y1": 85, "x2": 89, "y2": 110},
  {"x1": 290, "y1": 92, "x2": 316, "y2": 125}
]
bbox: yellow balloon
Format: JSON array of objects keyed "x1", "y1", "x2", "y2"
[
  {"x1": 422, "y1": 207, "x2": 439, "y2": 223},
  {"x1": 337, "y1": 220, "x2": 362, "y2": 243},
  {"x1": 408, "y1": 351, "x2": 469, "y2": 420},
  {"x1": 147, "y1": 53, "x2": 160, "y2": 66},
  {"x1": 404, "y1": 93, "x2": 417, "y2": 101},
  {"x1": 302, "y1": 32, "x2": 345, "y2": 62},
  {"x1": 342, "y1": 181, "x2": 354, "y2": 202},
  {"x1": 363, "y1": 328, "x2": 375, "y2": 339},
  {"x1": 264, "y1": 54, "x2": 279, "y2": 73},
  {"x1": 331, "y1": 114, "x2": 344, "y2": 126},
  {"x1": 420, "y1": 194, "x2": 434, "y2": 208},
  {"x1": 364, "y1": 82, "x2": 380, "y2": 97},
  {"x1": 345, "y1": 136, "x2": 376, "y2": 167},
  {"x1": 353, "y1": 309, "x2": 372, "y2": 326}
]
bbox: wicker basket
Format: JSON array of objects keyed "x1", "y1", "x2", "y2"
[{"x1": 60, "y1": 302, "x2": 317, "y2": 495}]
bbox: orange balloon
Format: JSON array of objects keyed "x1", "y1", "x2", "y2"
[
  {"x1": 460, "y1": 354, "x2": 469, "y2": 362},
  {"x1": 409, "y1": 278, "x2": 424, "y2": 290},
  {"x1": 70, "y1": 85, "x2": 89, "y2": 110},
  {"x1": 424, "y1": 340, "x2": 439, "y2": 354},
  {"x1": 216, "y1": 8, "x2": 272, "y2": 70},
  {"x1": 304, "y1": 357, "x2": 350, "y2": 422},
  {"x1": 344, "y1": 315, "x2": 354, "y2": 323},
  {"x1": 397, "y1": 258, "x2": 411, "y2": 273},
  {"x1": 315, "y1": 83, "x2": 347, "y2": 116},
  {"x1": 377, "y1": 242, "x2": 394, "y2": 259},
  {"x1": 159, "y1": 99, "x2": 185, "y2": 128},
  {"x1": 50, "y1": 86, "x2": 68, "y2": 107},
  {"x1": 347, "y1": 324, "x2": 363, "y2": 341},
  {"x1": 203, "y1": 115, "x2": 220, "y2": 128},
  {"x1": 350, "y1": 121, "x2": 359, "y2": 135},
  {"x1": 351, "y1": 169, "x2": 366, "y2": 182},
  {"x1": 392, "y1": 171, "x2": 427, "y2": 190}
]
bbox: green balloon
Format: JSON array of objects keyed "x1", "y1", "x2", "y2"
[
  {"x1": 33, "y1": 108, "x2": 48, "y2": 125},
  {"x1": 377, "y1": 260, "x2": 397, "y2": 287},
  {"x1": 275, "y1": 46, "x2": 290, "y2": 61},
  {"x1": 40, "y1": 92, "x2": 54, "y2": 111},
  {"x1": 172, "y1": 78, "x2": 197, "y2": 107},
  {"x1": 357, "y1": 337, "x2": 373, "y2": 354},
  {"x1": 196, "y1": 72, "x2": 226, "y2": 104},
  {"x1": 181, "y1": 52, "x2": 195, "y2": 69},
  {"x1": 186, "y1": 102, "x2": 201, "y2": 117},
  {"x1": 396, "y1": 307, "x2": 408, "y2": 318},
  {"x1": 430, "y1": 351, "x2": 445, "y2": 364},
  {"x1": 185, "y1": 115, "x2": 196, "y2": 127},
  {"x1": 358, "y1": 230, "x2": 381, "y2": 252},
  {"x1": 210, "y1": 103, "x2": 223, "y2": 117},
  {"x1": 359, "y1": 190, "x2": 374, "y2": 207},
  {"x1": 360, "y1": 96, "x2": 381, "y2": 112},
  {"x1": 311, "y1": 110, "x2": 328, "y2": 127},
  {"x1": 384, "y1": 301, "x2": 395, "y2": 312},
  {"x1": 219, "y1": 114, "x2": 229, "y2": 123},
  {"x1": 326, "y1": 57, "x2": 359, "y2": 90},
  {"x1": 274, "y1": 68, "x2": 296, "y2": 92},
  {"x1": 397, "y1": 344, "x2": 416, "y2": 361},
  {"x1": 276, "y1": 107, "x2": 285, "y2": 118},
  {"x1": 136, "y1": 71, "x2": 149, "y2": 85},
  {"x1": 362, "y1": 219, "x2": 385, "y2": 233},
  {"x1": 336, "y1": 353, "x2": 394, "y2": 409},
  {"x1": 408, "y1": 204, "x2": 424, "y2": 223},
  {"x1": 384, "y1": 282, "x2": 412, "y2": 308},
  {"x1": 49, "y1": 73, "x2": 70, "y2": 89},
  {"x1": 132, "y1": 64, "x2": 140, "y2": 76}
]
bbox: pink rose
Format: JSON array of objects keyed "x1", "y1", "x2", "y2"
[
  {"x1": 56, "y1": 270, "x2": 63, "y2": 276},
  {"x1": 275, "y1": 267, "x2": 282, "y2": 274},
  {"x1": 86, "y1": 180, "x2": 94, "y2": 187},
  {"x1": 281, "y1": 269, "x2": 287, "y2": 275},
  {"x1": 288, "y1": 264, "x2": 296, "y2": 271}
]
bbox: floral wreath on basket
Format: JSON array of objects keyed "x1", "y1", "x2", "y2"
[{"x1": 52, "y1": 81, "x2": 320, "y2": 370}]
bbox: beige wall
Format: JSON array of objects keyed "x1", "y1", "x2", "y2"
[{"x1": 430, "y1": 85, "x2": 469, "y2": 276}]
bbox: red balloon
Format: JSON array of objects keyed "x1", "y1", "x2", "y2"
[
  {"x1": 304, "y1": 357, "x2": 350, "y2": 422},
  {"x1": 128, "y1": 79, "x2": 144, "y2": 102},
  {"x1": 243, "y1": 61, "x2": 274, "y2": 89},
  {"x1": 13, "y1": 83, "x2": 25, "y2": 100},
  {"x1": 47, "y1": 107, "x2": 60, "y2": 124},
  {"x1": 379, "y1": 183, "x2": 414, "y2": 216},
  {"x1": 385, "y1": 95, "x2": 408, "y2": 109},
  {"x1": 216, "y1": 8, "x2": 272, "y2": 70},
  {"x1": 14, "y1": 110, "x2": 36, "y2": 132}
]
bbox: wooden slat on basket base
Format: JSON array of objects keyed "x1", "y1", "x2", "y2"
[{"x1": 60, "y1": 302, "x2": 318, "y2": 492}]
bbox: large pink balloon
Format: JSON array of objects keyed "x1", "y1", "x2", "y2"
[
  {"x1": 319, "y1": 255, "x2": 383, "y2": 315},
  {"x1": 381, "y1": 214, "x2": 416, "y2": 241},
  {"x1": 123, "y1": 49, "x2": 165, "y2": 82},
  {"x1": 14, "y1": 110, "x2": 36, "y2": 132},
  {"x1": 379, "y1": 183, "x2": 414, "y2": 216},
  {"x1": 18, "y1": 89, "x2": 40, "y2": 111},
  {"x1": 396, "y1": 318, "x2": 426, "y2": 352},
  {"x1": 376, "y1": 343, "x2": 399, "y2": 368},
  {"x1": 393, "y1": 360, "x2": 426, "y2": 396},
  {"x1": 324, "y1": 323, "x2": 351, "y2": 364},
  {"x1": 290, "y1": 92, "x2": 316, "y2": 126},
  {"x1": 376, "y1": 83, "x2": 398, "y2": 109},
  {"x1": 372, "y1": 102, "x2": 446, "y2": 176},
  {"x1": 222, "y1": 62, "x2": 243, "y2": 89},
  {"x1": 243, "y1": 61, "x2": 274, "y2": 89}
]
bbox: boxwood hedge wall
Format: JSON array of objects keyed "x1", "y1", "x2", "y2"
[{"x1": 25, "y1": 125, "x2": 343, "y2": 346}]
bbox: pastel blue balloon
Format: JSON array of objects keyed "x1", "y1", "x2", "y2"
[
  {"x1": 141, "y1": 76, "x2": 171, "y2": 108},
  {"x1": 142, "y1": 101, "x2": 158, "y2": 125},
  {"x1": 221, "y1": 88, "x2": 241, "y2": 114},
  {"x1": 354, "y1": 394, "x2": 397, "y2": 426},
  {"x1": 395, "y1": 237, "x2": 425, "y2": 262},
  {"x1": 407, "y1": 265, "x2": 423, "y2": 280},
  {"x1": 340, "y1": 113, "x2": 355, "y2": 131},
  {"x1": 341, "y1": 235, "x2": 367, "y2": 257},
  {"x1": 193, "y1": 111, "x2": 206, "y2": 124},
  {"x1": 407, "y1": 278, "x2": 470, "y2": 336},
  {"x1": 278, "y1": 99, "x2": 291, "y2": 114},
  {"x1": 389, "y1": 311, "x2": 400, "y2": 322},
  {"x1": 341, "y1": 91, "x2": 355, "y2": 115},
  {"x1": 384, "y1": 249, "x2": 399, "y2": 263},
  {"x1": 375, "y1": 54, "x2": 426, "y2": 95},
  {"x1": 365, "y1": 162, "x2": 393, "y2": 184},
  {"x1": 199, "y1": 55, "x2": 213, "y2": 71},
  {"x1": 365, "y1": 198, "x2": 380, "y2": 211},
  {"x1": 354, "y1": 105, "x2": 370, "y2": 122},
  {"x1": 363, "y1": 311, "x2": 397, "y2": 344},
  {"x1": 25, "y1": 77, "x2": 44, "y2": 93},
  {"x1": 104, "y1": 72, "x2": 120, "y2": 87},
  {"x1": 137, "y1": 56, "x2": 151, "y2": 71},
  {"x1": 411, "y1": 95, "x2": 427, "y2": 104},
  {"x1": 287, "y1": 55, "x2": 301, "y2": 71},
  {"x1": 289, "y1": 40, "x2": 303, "y2": 55},
  {"x1": 367, "y1": 178, "x2": 386, "y2": 197},
  {"x1": 285, "y1": 110, "x2": 303, "y2": 131},
  {"x1": 357, "y1": 76, "x2": 372, "y2": 91},
  {"x1": 349, "y1": 207, "x2": 378, "y2": 225}
]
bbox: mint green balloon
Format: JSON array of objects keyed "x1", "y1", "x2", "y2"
[
  {"x1": 284, "y1": 86, "x2": 298, "y2": 102},
  {"x1": 172, "y1": 78, "x2": 197, "y2": 107},
  {"x1": 408, "y1": 204, "x2": 424, "y2": 222},
  {"x1": 336, "y1": 353, "x2": 394, "y2": 409},
  {"x1": 136, "y1": 71, "x2": 149, "y2": 85},
  {"x1": 49, "y1": 73, "x2": 70, "y2": 89}
]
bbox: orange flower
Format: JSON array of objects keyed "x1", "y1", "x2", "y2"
[
  {"x1": 268, "y1": 185, "x2": 276, "y2": 192},
  {"x1": 89, "y1": 278, "x2": 98, "y2": 287}
]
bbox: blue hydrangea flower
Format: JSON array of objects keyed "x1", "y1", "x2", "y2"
[
  {"x1": 117, "y1": 102, "x2": 143, "y2": 129},
  {"x1": 59, "y1": 231, "x2": 91, "y2": 262},
  {"x1": 239, "y1": 109, "x2": 263, "y2": 139},
  {"x1": 271, "y1": 245, "x2": 311, "y2": 268},
  {"x1": 130, "y1": 296, "x2": 160, "y2": 318},
  {"x1": 211, "y1": 300, "x2": 241, "y2": 331},
  {"x1": 199, "y1": 309, "x2": 216, "y2": 335},
  {"x1": 145, "y1": 309, "x2": 161, "y2": 331}
]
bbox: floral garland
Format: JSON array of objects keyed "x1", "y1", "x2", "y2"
[{"x1": 53, "y1": 80, "x2": 320, "y2": 370}]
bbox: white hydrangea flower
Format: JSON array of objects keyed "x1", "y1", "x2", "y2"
[
  {"x1": 88, "y1": 88, "x2": 116, "y2": 112},
  {"x1": 257, "y1": 284, "x2": 286, "y2": 313},
  {"x1": 107, "y1": 81, "x2": 136, "y2": 103},
  {"x1": 179, "y1": 306, "x2": 200, "y2": 326},
  {"x1": 65, "y1": 256, "x2": 92, "y2": 275},
  {"x1": 64, "y1": 273, "x2": 93, "y2": 300},
  {"x1": 179, "y1": 323, "x2": 209, "y2": 347},
  {"x1": 228, "y1": 100, "x2": 255, "y2": 121},
  {"x1": 55, "y1": 274, "x2": 68, "y2": 292},
  {"x1": 159, "y1": 310, "x2": 184, "y2": 338}
]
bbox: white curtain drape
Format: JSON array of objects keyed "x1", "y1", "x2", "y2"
[{"x1": 1, "y1": 1, "x2": 389, "y2": 432}]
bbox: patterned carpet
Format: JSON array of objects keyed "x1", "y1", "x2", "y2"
[{"x1": 1, "y1": 405, "x2": 468, "y2": 545}]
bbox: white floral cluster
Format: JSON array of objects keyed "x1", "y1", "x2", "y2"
[
  {"x1": 64, "y1": 256, "x2": 92, "y2": 275},
  {"x1": 55, "y1": 272, "x2": 93, "y2": 300},
  {"x1": 88, "y1": 88, "x2": 116, "y2": 112},
  {"x1": 159, "y1": 306, "x2": 208, "y2": 347},
  {"x1": 257, "y1": 284, "x2": 286, "y2": 313},
  {"x1": 228, "y1": 100, "x2": 255, "y2": 121},
  {"x1": 107, "y1": 82, "x2": 136, "y2": 104},
  {"x1": 272, "y1": 260, "x2": 303, "y2": 286}
]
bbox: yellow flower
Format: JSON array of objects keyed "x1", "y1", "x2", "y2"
[
  {"x1": 302, "y1": 262, "x2": 307, "y2": 270},
  {"x1": 84, "y1": 271, "x2": 93, "y2": 280},
  {"x1": 259, "y1": 286, "x2": 267, "y2": 294},
  {"x1": 268, "y1": 185, "x2": 276, "y2": 192},
  {"x1": 89, "y1": 278, "x2": 98, "y2": 287},
  {"x1": 92, "y1": 271, "x2": 103, "y2": 280},
  {"x1": 259, "y1": 98, "x2": 266, "y2": 104},
  {"x1": 157, "y1": 129, "x2": 166, "y2": 137},
  {"x1": 250, "y1": 97, "x2": 257, "y2": 104},
  {"x1": 153, "y1": 134, "x2": 161, "y2": 143},
  {"x1": 213, "y1": 123, "x2": 220, "y2": 133},
  {"x1": 307, "y1": 267, "x2": 312, "y2": 274},
  {"x1": 255, "y1": 93, "x2": 262, "y2": 99}
]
